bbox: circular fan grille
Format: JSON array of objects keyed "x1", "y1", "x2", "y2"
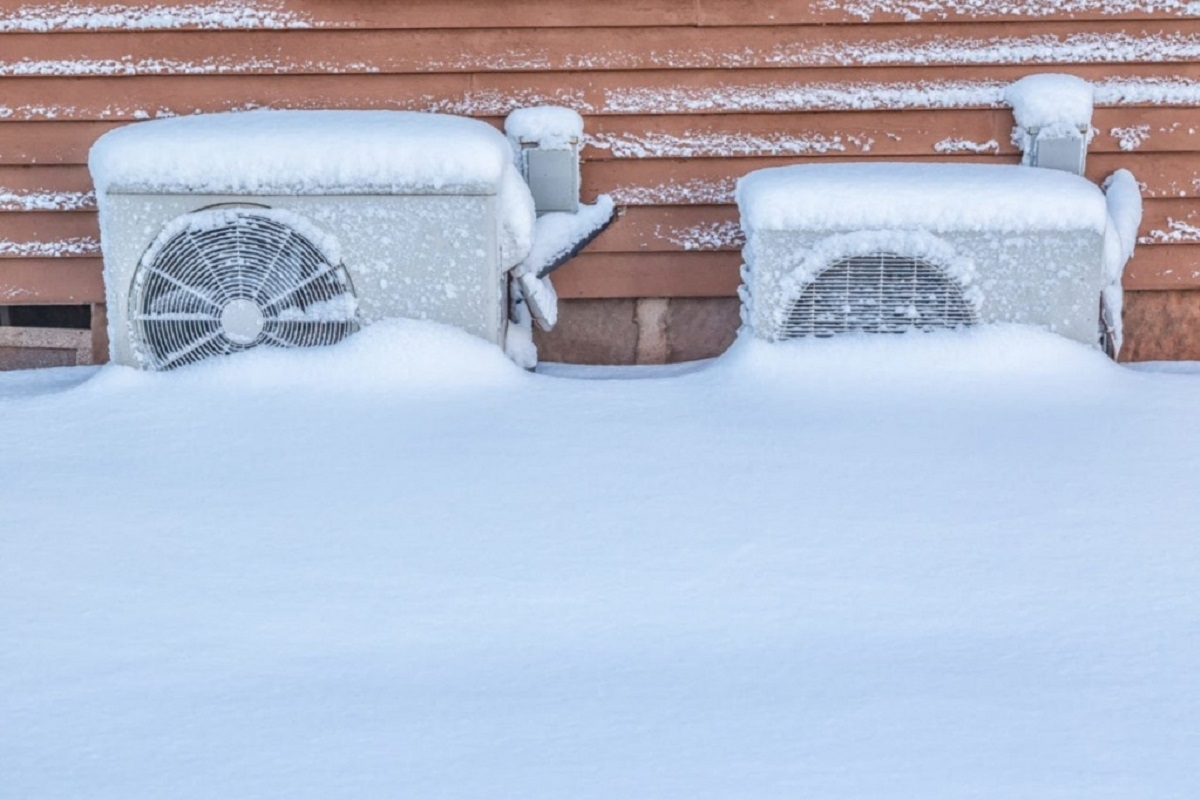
[
  {"x1": 780, "y1": 252, "x2": 978, "y2": 340},
  {"x1": 130, "y1": 209, "x2": 359, "y2": 370}
]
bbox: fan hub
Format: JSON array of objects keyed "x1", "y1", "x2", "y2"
[{"x1": 220, "y1": 298, "x2": 265, "y2": 345}]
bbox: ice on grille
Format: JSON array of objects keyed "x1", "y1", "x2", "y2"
[{"x1": 130, "y1": 207, "x2": 359, "y2": 370}]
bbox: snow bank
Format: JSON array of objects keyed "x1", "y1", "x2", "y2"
[
  {"x1": 736, "y1": 163, "x2": 1108, "y2": 233},
  {"x1": 4, "y1": 323, "x2": 1200, "y2": 799},
  {"x1": 82, "y1": 318, "x2": 523, "y2": 396},
  {"x1": 717, "y1": 324, "x2": 1120, "y2": 390},
  {"x1": 90, "y1": 111, "x2": 517, "y2": 195}
]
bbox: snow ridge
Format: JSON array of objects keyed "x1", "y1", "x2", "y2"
[
  {"x1": 0, "y1": 190, "x2": 96, "y2": 212},
  {"x1": 829, "y1": 0, "x2": 1200, "y2": 22},
  {"x1": 5, "y1": 78, "x2": 1200, "y2": 122},
  {"x1": 0, "y1": 1, "x2": 313, "y2": 32},
  {"x1": 0, "y1": 238, "x2": 100, "y2": 257},
  {"x1": 588, "y1": 130, "x2": 860, "y2": 158}
]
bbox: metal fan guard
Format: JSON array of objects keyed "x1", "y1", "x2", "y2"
[
  {"x1": 779, "y1": 252, "x2": 978, "y2": 339},
  {"x1": 130, "y1": 209, "x2": 359, "y2": 370}
]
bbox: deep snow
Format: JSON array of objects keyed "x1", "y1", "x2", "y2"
[{"x1": 3, "y1": 322, "x2": 1199, "y2": 799}]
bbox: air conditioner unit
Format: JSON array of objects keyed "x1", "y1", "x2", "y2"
[
  {"x1": 736, "y1": 162, "x2": 1129, "y2": 349},
  {"x1": 89, "y1": 110, "x2": 543, "y2": 370}
]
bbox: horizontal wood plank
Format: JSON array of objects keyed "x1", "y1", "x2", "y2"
[
  {"x1": 555, "y1": 244, "x2": 1200, "y2": 297},
  {"x1": 582, "y1": 153, "x2": 1200, "y2": 204},
  {"x1": 588, "y1": 200, "x2": 1198, "y2": 253},
  {"x1": 0, "y1": 0, "x2": 1193, "y2": 32},
  {"x1": 0, "y1": 245, "x2": 1193, "y2": 306},
  {"x1": 2, "y1": 108, "x2": 1199, "y2": 171},
  {"x1": 1119, "y1": 245, "x2": 1200, "y2": 289},
  {"x1": 694, "y1": 0, "x2": 1200, "y2": 25},
  {"x1": 3, "y1": 66, "x2": 1200, "y2": 122},
  {"x1": 0, "y1": 257, "x2": 102, "y2": 302},
  {"x1": 0, "y1": 1, "x2": 697, "y2": 32},
  {"x1": 3, "y1": 152, "x2": 1198, "y2": 219},
  {"x1": 551, "y1": 252, "x2": 743, "y2": 299},
  {"x1": 4, "y1": 23, "x2": 1199, "y2": 76},
  {"x1": 3, "y1": 198, "x2": 1197, "y2": 255}
]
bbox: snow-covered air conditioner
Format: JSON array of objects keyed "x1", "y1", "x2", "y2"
[
  {"x1": 89, "y1": 110, "x2": 610, "y2": 370},
  {"x1": 737, "y1": 74, "x2": 1142, "y2": 356},
  {"x1": 736, "y1": 162, "x2": 1140, "y2": 352}
]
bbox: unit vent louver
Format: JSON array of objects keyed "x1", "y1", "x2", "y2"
[
  {"x1": 130, "y1": 208, "x2": 358, "y2": 370},
  {"x1": 780, "y1": 252, "x2": 978, "y2": 339}
]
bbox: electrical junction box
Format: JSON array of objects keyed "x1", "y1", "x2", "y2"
[
  {"x1": 1029, "y1": 126, "x2": 1089, "y2": 175},
  {"x1": 522, "y1": 146, "x2": 580, "y2": 215}
]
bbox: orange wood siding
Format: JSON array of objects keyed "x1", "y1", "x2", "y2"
[{"x1": 2, "y1": 0, "x2": 1199, "y2": 356}]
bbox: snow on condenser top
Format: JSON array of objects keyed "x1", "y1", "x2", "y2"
[
  {"x1": 736, "y1": 163, "x2": 1108, "y2": 234},
  {"x1": 89, "y1": 110, "x2": 518, "y2": 195}
]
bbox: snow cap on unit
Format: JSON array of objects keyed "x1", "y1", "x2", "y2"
[
  {"x1": 736, "y1": 162, "x2": 1109, "y2": 233},
  {"x1": 1004, "y1": 73, "x2": 1095, "y2": 131},
  {"x1": 89, "y1": 110, "x2": 519, "y2": 195},
  {"x1": 88, "y1": 109, "x2": 537, "y2": 269},
  {"x1": 504, "y1": 106, "x2": 584, "y2": 150}
]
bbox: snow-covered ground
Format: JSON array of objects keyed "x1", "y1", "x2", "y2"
[{"x1": 3, "y1": 321, "x2": 1199, "y2": 799}]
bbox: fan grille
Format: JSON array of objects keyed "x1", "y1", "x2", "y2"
[
  {"x1": 130, "y1": 209, "x2": 359, "y2": 370},
  {"x1": 780, "y1": 252, "x2": 977, "y2": 339}
]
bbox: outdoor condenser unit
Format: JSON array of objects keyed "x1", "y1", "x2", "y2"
[
  {"x1": 88, "y1": 110, "x2": 578, "y2": 370},
  {"x1": 736, "y1": 162, "x2": 1121, "y2": 347}
]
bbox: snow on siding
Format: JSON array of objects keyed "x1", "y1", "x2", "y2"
[
  {"x1": 0, "y1": 238, "x2": 100, "y2": 257},
  {"x1": 807, "y1": 32, "x2": 1200, "y2": 66},
  {"x1": 587, "y1": 131, "x2": 861, "y2": 158},
  {"x1": 0, "y1": 191, "x2": 97, "y2": 212},
  {"x1": 1141, "y1": 219, "x2": 1200, "y2": 243},
  {"x1": 830, "y1": 0, "x2": 1200, "y2": 22},
  {"x1": 4, "y1": 77, "x2": 1200, "y2": 122},
  {"x1": 1111, "y1": 125, "x2": 1153, "y2": 151},
  {"x1": 608, "y1": 179, "x2": 737, "y2": 206},
  {"x1": 0, "y1": 2, "x2": 313, "y2": 32},
  {"x1": 605, "y1": 78, "x2": 1200, "y2": 115},
  {"x1": 933, "y1": 138, "x2": 1001, "y2": 153},
  {"x1": 0, "y1": 57, "x2": 379, "y2": 77},
  {"x1": 6, "y1": 32, "x2": 1200, "y2": 75},
  {"x1": 658, "y1": 220, "x2": 745, "y2": 252}
]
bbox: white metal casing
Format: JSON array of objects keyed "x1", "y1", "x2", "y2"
[
  {"x1": 738, "y1": 163, "x2": 1112, "y2": 347},
  {"x1": 744, "y1": 228, "x2": 1106, "y2": 345},
  {"x1": 101, "y1": 193, "x2": 506, "y2": 368}
]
